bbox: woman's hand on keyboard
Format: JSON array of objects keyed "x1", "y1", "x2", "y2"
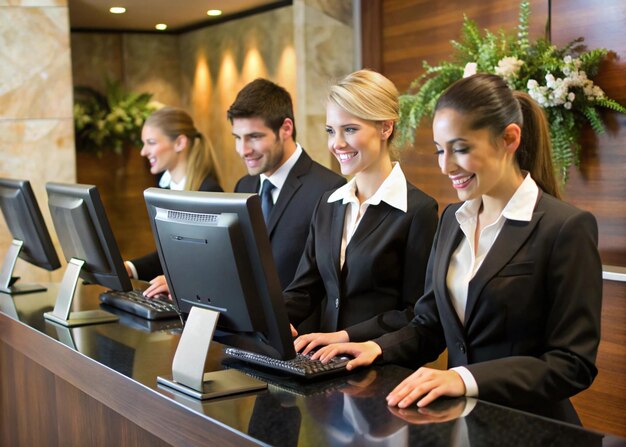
[
  {"x1": 143, "y1": 275, "x2": 171, "y2": 299},
  {"x1": 294, "y1": 330, "x2": 349, "y2": 356},
  {"x1": 310, "y1": 341, "x2": 382, "y2": 371}
]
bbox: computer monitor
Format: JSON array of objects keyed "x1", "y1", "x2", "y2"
[
  {"x1": 0, "y1": 178, "x2": 61, "y2": 294},
  {"x1": 144, "y1": 188, "x2": 295, "y2": 398},
  {"x1": 43, "y1": 182, "x2": 125, "y2": 326}
]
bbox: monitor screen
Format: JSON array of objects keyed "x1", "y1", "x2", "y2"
[
  {"x1": 0, "y1": 178, "x2": 61, "y2": 294},
  {"x1": 0, "y1": 178, "x2": 61, "y2": 271},
  {"x1": 46, "y1": 182, "x2": 132, "y2": 292},
  {"x1": 144, "y1": 188, "x2": 295, "y2": 360}
]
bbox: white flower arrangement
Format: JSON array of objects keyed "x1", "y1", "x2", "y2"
[{"x1": 398, "y1": 1, "x2": 626, "y2": 181}]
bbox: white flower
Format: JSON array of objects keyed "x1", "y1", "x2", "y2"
[
  {"x1": 527, "y1": 79, "x2": 539, "y2": 89},
  {"x1": 463, "y1": 62, "x2": 477, "y2": 78},
  {"x1": 564, "y1": 102, "x2": 572, "y2": 110},
  {"x1": 494, "y1": 57, "x2": 524, "y2": 80},
  {"x1": 568, "y1": 92, "x2": 576, "y2": 101},
  {"x1": 563, "y1": 55, "x2": 572, "y2": 64}
]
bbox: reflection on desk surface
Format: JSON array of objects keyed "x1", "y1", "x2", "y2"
[{"x1": 2, "y1": 282, "x2": 625, "y2": 446}]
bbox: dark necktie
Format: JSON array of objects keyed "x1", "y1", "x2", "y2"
[{"x1": 260, "y1": 180, "x2": 275, "y2": 224}]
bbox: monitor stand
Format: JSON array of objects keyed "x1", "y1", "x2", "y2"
[
  {"x1": 43, "y1": 258, "x2": 119, "y2": 327},
  {"x1": 157, "y1": 306, "x2": 267, "y2": 400},
  {"x1": 0, "y1": 240, "x2": 47, "y2": 295}
]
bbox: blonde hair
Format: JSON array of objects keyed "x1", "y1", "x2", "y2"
[
  {"x1": 328, "y1": 69, "x2": 400, "y2": 152},
  {"x1": 144, "y1": 107, "x2": 221, "y2": 191}
]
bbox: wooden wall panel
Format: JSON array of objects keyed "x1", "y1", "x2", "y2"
[
  {"x1": 76, "y1": 148, "x2": 157, "y2": 261},
  {"x1": 571, "y1": 280, "x2": 626, "y2": 436},
  {"x1": 552, "y1": 0, "x2": 626, "y2": 266}
]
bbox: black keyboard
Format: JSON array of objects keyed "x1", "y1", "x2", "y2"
[
  {"x1": 224, "y1": 347, "x2": 350, "y2": 379},
  {"x1": 99, "y1": 289, "x2": 179, "y2": 320}
]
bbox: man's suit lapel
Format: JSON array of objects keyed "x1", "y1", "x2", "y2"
[
  {"x1": 266, "y1": 151, "x2": 312, "y2": 234},
  {"x1": 464, "y1": 209, "x2": 545, "y2": 324}
]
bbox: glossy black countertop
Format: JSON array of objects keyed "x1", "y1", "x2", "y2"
[{"x1": 1, "y1": 283, "x2": 624, "y2": 447}]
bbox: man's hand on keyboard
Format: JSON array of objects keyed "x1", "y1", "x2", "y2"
[
  {"x1": 143, "y1": 275, "x2": 171, "y2": 299},
  {"x1": 294, "y1": 330, "x2": 349, "y2": 356}
]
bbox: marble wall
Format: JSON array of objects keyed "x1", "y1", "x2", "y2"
[
  {"x1": 0, "y1": 0, "x2": 74, "y2": 283},
  {"x1": 294, "y1": 0, "x2": 355, "y2": 170},
  {"x1": 71, "y1": 32, "x2": 182, "y2": 108}
]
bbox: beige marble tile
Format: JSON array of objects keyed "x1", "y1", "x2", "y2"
[
  {"x1": 0, "y1": 7, "x2": 72, "y2": 119},
  {"x1": 0, "y1": 118, "x2": 75, "y2": 284},
  {"x1": 123, "y1": 34, "x2": 182, "y2": 108},
  {"x1": 70, "y1": 33, "x2": 123, "y2": 92},
  {"x1": 294, "y1": 0, "x2": 355, "y2": 169},
  {"x1": 0, "y1": 118, "x2": 75, "y2": 189},
  {"x1": 1, "y1": 1, "x2": 65, "y2": 5},
  {"x1": 305, "y1": 0, "x2": 353, "y2": 25}
]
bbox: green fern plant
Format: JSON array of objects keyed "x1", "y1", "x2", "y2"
[
  {"x1": 73, "y1": 78, "x2": 160, "y2": 155},
  {"x1": 397, "y1": 1, "x2": 626, "y2": 182}
]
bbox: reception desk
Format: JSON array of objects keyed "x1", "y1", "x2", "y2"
[{"x1": 1, "y1": 283, "x2": 624, "y2": 446}]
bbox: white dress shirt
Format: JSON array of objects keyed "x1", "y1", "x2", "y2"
[
  {"x1": 258, "y1": 143, "x2": 303, "y2": 204},
  {"x1": 449, "y1": 173, "x2": 539, "y2": 397},
  {"x1": 158, "y1": 170, "x2": 186, "y2": 191},
  {"x1": 327, "y1": 162, "x2": 408, "y2": 269}
]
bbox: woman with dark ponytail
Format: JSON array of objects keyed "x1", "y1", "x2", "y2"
[{"x1": 313, "y1": 74, "x2": 602, "y2": 424}]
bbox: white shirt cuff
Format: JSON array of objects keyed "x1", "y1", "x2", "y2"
[
  {"x1": 451, "y1": 366, "x2": 479, "y2": 397},
  {"x1": 125, "y1": 261, "x2": 138, "y2": 280}
]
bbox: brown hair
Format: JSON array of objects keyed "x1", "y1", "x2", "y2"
[
  {"x1": 144, "y1": 107, "x2": 221, "y2": 191},
  {"x1": 226, "y1": 78, "x2": 297, "y2": 140},
  {"x1": 435, "y1": 73, "x2": 560, "y2": 198}
]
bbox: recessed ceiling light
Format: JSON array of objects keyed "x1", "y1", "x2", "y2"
[
  {"x1": 155, "y1": 23, "x2": 167, "y2": 30},
  {"x1": 109, "y1": 7, "x2": 126, "y2": 14},
  {"x1": 207, "y1": 9, "x2": 222, "y2": 17}
]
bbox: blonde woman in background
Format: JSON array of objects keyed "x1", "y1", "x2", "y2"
[{"x1": 125, "y1": 107, "x2": 223, "y2": 295}]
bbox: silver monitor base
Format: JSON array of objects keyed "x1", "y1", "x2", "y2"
[
  {"x1": 44, "y1": 309, "x2": 119, "y2": 327},
  {"x1": 157, "y1": 369, "x2": 266, "y2": 400}
]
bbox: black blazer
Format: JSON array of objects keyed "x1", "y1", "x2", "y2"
[
  {"x1": 131, "y1": 174, "x2": 222, "y2": 280},
  {"x1": 375, "y1": 192, "x2": 602, "y2": 423},
  {"x1": 284, "y1": 182, "x2": 438, "y2": 341},
  {"x1": 235, "y1": 149, "x2": 346, "y2": 290}
]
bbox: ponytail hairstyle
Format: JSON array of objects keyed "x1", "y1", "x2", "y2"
[
  {"x1": 328, "y1": 69, "x2": 400, "y2": 159},
  {"x1": 144, "y1": 107, "x2": 222, "y2": 191},
  {"x1": 435, "y1": 73, "x2": 560, "y2": 198}
]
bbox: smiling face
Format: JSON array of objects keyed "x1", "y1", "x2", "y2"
[
  {"x1": 232, "y1": 117, "x2": 291, "y2": 177},
  {"x1": 140, "y1": 124, "x2": 182, "y2": 175},
  {"x1": 433, "y1": 108, "x2": 519, "y2": 202},
  {"x1": 325, "y1": 102, "x2": 391, "y2": 178}
]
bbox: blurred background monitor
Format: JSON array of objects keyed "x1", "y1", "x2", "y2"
[
  {"x1": 44, "y1": 182, "x2": 127, "y2": 326},
  {"x1": 0, "y1": 178, "x2": 61, "y2": 294},
  {"x1": 46, "y1": 182, "x2": 132, "y2": 292}
]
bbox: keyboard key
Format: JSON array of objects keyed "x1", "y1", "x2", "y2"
[
  {"x1": 224, "y1": 347, "x2": 350, "y2": 379},
  {"x1": 99, "y1": 289, "x2": 179, "y2": 320}
]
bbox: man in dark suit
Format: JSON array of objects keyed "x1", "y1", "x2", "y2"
[{"x1": 227, "y1": 79, "x2": 346, "y2": 292}]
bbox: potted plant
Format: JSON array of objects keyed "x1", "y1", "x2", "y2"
[
  {"x1": 73, "y1": 79, "x2": 161, "y2": 155},
  {"x1": 396, "y1": 1, "x2": 626, "y2": 182}
]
